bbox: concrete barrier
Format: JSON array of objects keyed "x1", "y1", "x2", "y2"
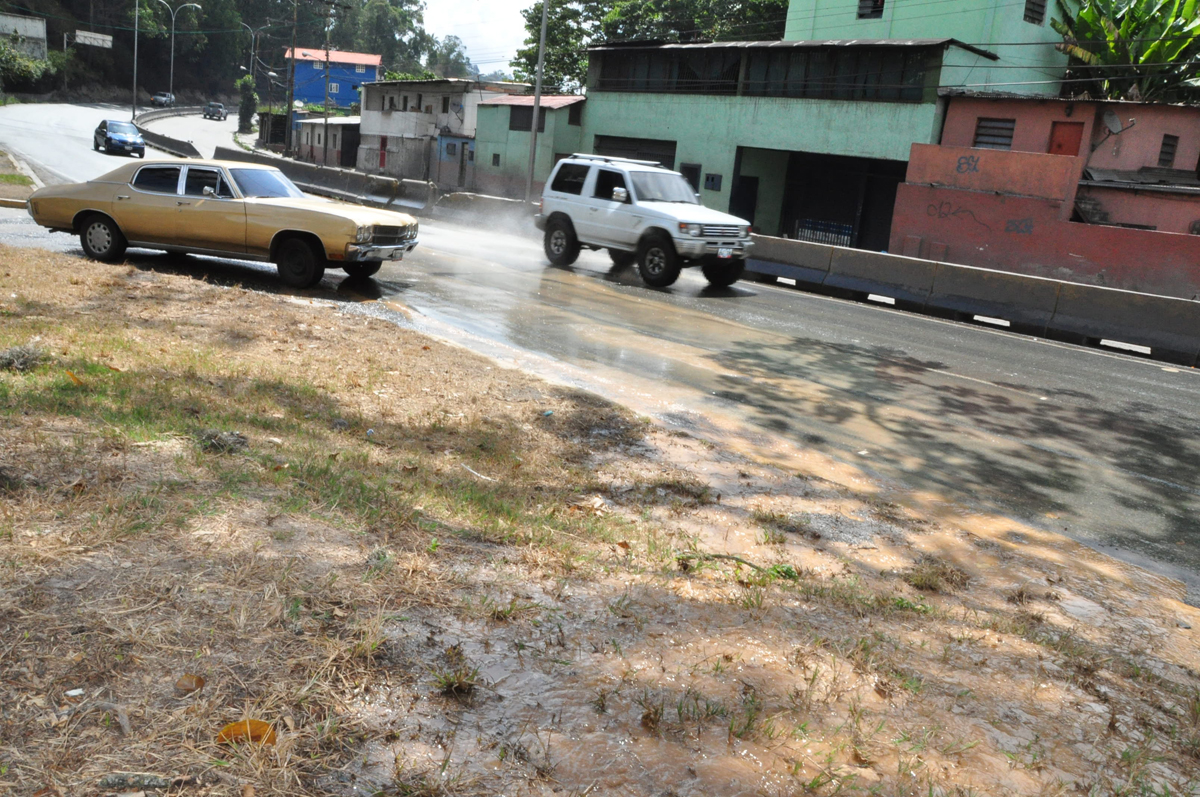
[
  {"x1": 134, "y1": 106, "x2": 204, "y2": 125},
  {"x1": 212, "y1": 146, "x2": 435, "y2": 211},
  {"x1": 745, "y1": 236, "x2": 833, "y2": 287},
  {"x1": 824, "y1": 247, "x2": 937, "y2": 310},
  {"x1": 927, "y1": 261, "x2": 1062, "y2": 336},
  {"x1": 0, "y1": 198, "x2": 26, "y2": 209},
  {"x1": 1046, "y1": 283, "x2": 1200, "y2": 367},
  {"x1": 133, "y1": 106, "x2": 205, "y2": 158}
]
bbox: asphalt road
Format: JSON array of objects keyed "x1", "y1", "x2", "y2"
[{"x1": 4, "y1": 103, "x2": 1199, "y2": 601}]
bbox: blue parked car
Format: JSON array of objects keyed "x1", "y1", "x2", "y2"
[{"x1": 93, "y1": 120, "x2": 146, "y2": 158}]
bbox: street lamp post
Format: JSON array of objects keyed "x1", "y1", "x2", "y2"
[
  {"x1": 155, "y1": 0, "x2": 201, "y2": 100},
  {"x1": 239, "y1": 22, "x2": 270, "y2": 87}
]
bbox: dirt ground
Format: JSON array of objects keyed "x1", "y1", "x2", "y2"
[
  {"x1": 2, "y1": 244, "x2": 1199, "y2": 797},
  {"x1": 0, "y1": 151, "x2": 34, "y2": 200}
]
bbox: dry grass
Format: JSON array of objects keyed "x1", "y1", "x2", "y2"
[{"x1": 2, "y1": 245, "x2": 1199, "y2": 797}]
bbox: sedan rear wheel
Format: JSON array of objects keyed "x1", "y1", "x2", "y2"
[
  {"x1": 276, "y1": 237, "x2": 327, "y2": 288},
  {"x1": 79, "y1": 214, "x2": 128, "y2": 262}
]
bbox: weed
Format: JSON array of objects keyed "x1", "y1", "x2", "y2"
[
  {"x1": 591, "y1": 688, "x2": 610, "y2": 714},
  {"x1": 432, "y1": 663, "x2": 480, "y2": 697},
  {"x1": 902, "y1": 554, "x2": 970, "y2": 593},
  {"x1": 635, "y1": 690, "x2": 665, "y2": 732},
  {"x1": 0, "y1": 342, "x2": 47, "y2": 372},
  {"x1": 752, "y1": 508, "x2": 819, "y2": 540}
]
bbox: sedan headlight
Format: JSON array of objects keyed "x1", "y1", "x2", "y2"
[
  {"x1": 678, "y1": 222, "x2": 702, "y2": 237},
  {"x1": 355, "y1": 225, "x2": 373, "y2": 243}
]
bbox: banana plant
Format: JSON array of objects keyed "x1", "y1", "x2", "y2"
[{"x1": 1053, "y1": 0, "x2": 1200, "y2": 100}]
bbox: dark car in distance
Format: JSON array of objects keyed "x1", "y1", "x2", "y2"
[
  {"x1": 93, "y1": 120, "x2": 146, "y2": 158},
  {"x1": 203, "y1": 102, "x2": 228, "y2": 120}
]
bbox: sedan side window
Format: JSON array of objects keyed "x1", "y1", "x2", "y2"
[
  {"x1": 133, "y1": 166, "x2": 182, "y2": 194},
  {"x1": 184, "y1": 168, "x2": 233, "y2": 198}
]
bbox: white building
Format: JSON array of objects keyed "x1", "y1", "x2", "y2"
[{"x1": 357, "y1": 78, "x2": 527, "y2": 189}]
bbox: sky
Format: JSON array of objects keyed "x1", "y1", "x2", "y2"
[{"x1": 422, "y1": 0, "x2": 532, "y2": 75}]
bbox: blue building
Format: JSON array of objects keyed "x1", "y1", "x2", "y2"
[{"x1": 285, "y1": 47, "x2": 381, "y2": 109}]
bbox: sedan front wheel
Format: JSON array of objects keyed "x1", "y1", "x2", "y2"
[
  {"x1": 79, "y1": 214, "x2": 128, "y2": 262},
  {"x1": 342, "y1": 260, "x2": 382, "y2": 279},
  {"x1": 276, "y1": 237, "x2": 326, "y2": 288}
]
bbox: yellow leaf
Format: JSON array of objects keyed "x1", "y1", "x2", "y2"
[
  {"x1": 174, "y1": 673, "x2": 206, "y2": 695},
  {"x1": 65, "y1": 370, "x2": 85, "y2": 386},
  {"x1": 217, "y1": 719, "x2": 276, "y2": 745}
]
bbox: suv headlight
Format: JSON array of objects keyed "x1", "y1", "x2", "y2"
[
  {"x1": 739, "y1": 226, "x2": 750, "y2": 238},
  {"x1": 355, "y1": 225, "x2": 373, "y2": 243},
  {"x1": 678, "y1": 223, "x2": 702, "y2": 237}
]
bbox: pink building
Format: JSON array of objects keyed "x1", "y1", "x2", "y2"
[{"x1": 891, "y1": 92, "x2": 1200, "y2": 300}]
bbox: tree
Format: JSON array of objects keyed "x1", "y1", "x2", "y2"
[
  {"x1": 1053, "y1": 0, "x2": 1200, "y2": 101},
  {"x1": 236, "y1": 72, "x2": 258, "y2": 132},
  {"x1": 425, "y1": 35, "x2": 476, "y2": 78},
  {"x1": 0, "y1": 40, "x2": 50, "y2": 93},
  {"x1": 511, "y1": 0, "x2": 787, "y2": 94}
]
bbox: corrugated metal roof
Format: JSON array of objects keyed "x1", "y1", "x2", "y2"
[
  {"x1": 297, "y1": 116, "x2": 361, "y2": 126},
  {"x1": 1084, "y1": 166, "x2": 1200, "y2": 188},
  {"x1": 286, "y1": 48, "x2": 381, "y2": 66},
  {"x1": 479, "y1": 95, "x2": 585, "y2": 108},
  {"x1": 588, "y1": 38, "x2": 998, "y2": 61}
]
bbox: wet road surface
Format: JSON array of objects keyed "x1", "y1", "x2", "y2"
[{"x1": 2, "y1": 103, "x2": 1198, "y2": 600}]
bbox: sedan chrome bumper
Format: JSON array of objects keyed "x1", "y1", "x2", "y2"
[{"x1": 345, "y1": 240, "x2": 419, "y2": 262}]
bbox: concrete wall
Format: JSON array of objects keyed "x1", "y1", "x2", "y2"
[
  {"x1": 783, "y1": 0, "x2": 1069, "y2": 96},
  {"x1": 890, "y1": 181, "x2": 1200, "y2": 300},
  {"x1": 579, "y1": 92, "x2": 940, "y2": 213},
  {"x1": 0, "y1": 13, "x2": 47, "y2": 60},
  {"x1": 356, "y1": 133, "x2": 431, "y2": 180},
  {"x1": 473, "y1": 104, "x2": 583, "y2": 199},
  {"x1": 298, "y1": 123, "x2": 350, "y2": 166},
  {"x1": 1077, "y1": 184, "x2": 1200, "y2": 234},
  {"x1": 906, "y1": 143, "x2": 1083, "y2": 203},
  {"x1": 736, "y1": 148, "x2": 790, "y2": 236}
]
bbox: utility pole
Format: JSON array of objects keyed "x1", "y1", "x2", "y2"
[
  {"x1": 523, "y1": 0, "x2": 549, "y2": 203},
  {"x1": 131, "y1": 0, "x2": 139, "y2": 120},
  {"x1": 284, "y1": 0, "x2": 297, "y2": 155},
  {"x1": 322, "y1": 30, "x2": 330, "y2": 165}
]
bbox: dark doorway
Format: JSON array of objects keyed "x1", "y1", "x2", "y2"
[
  {"x1": 779, "y1": 152, "x2": 907, "y2": 250},
  {"x1": 341, "y1": 125, "x2": 360, "y2": 168},
  {"x1": 729, "y1": 175, "x2": 759, "y2": 227}
]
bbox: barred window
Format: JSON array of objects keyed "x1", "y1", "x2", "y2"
[
  {"x1": 1023, "y1": 0, "x2": 1046, "y2": 24},
  {"x1": 857, "y1": 0, "x2": 885, "y2": 19},
  {"x1": 973, "y1": 117, "x2": 1016, "y2": 149}
]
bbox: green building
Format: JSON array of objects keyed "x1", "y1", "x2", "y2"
[{"x1": 473, "y1": 0, "x2": 1070, "y2": 247}]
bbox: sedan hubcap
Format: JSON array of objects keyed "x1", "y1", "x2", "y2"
[
  {"x1": 645, "y1": 247, "x2": 666, "y2": 276},
  {"x1": 86, "y1": 222, "x2": 112, "y2": 254},
  {"x1": 549, "y1": 230, "x2": 566, "y2": 255}
]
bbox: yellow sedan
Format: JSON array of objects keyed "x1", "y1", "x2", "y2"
[{"x1": 26, "y1": 159, "x2": 419, "y2": 287}]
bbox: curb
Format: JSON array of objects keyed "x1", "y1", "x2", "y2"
[{"x1": 0, "y1": 198, "x2": 27, "y2": 209}]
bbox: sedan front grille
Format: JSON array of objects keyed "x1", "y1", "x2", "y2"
[
  {"x1": 371, "y1": 224, "x2": 418, "y2": 246},
  {"x1": 702, "y1": 224, "x2": 741, "y2": 238}
]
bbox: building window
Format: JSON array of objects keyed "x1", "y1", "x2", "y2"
[
  {"x1": 387, "y1": 95, "x2": 395, "y2": 110},
  {"x1": 1023, "y1": 0, "x2": 1046, "y2": 23},
  {"x1": 314, "y1": 61, "x2": 321, "y2": 69},
  {"x1": 1159, "y1": 134, "x2": 1179, "y2": 167},
  {"x1": 403, "y1": 95, "x2": 409, "y2": 111},
  {"x1": 468, "y1": 149, "x2": 474, "y2": 162},
  {"x1": 491, "y1": 153, "x2": 500, "y2": 166},
  {"x1": 973, "y1": 117, "x2": 1016, "y2": 149},
  {"x1": 568, "y1": 102, "x2": 582, "y2": 126},
  {"x1": 442, "y1": 96, "x2": 450, "y2": 113},
  {"x1": 329, "y1": 83, "x2": 340, "y2": 94},
  {"x1": 417, "y1": 93, "x2": 423, "y2": 110},
  {"x1": 356, "y1": 64, "x2": 366, "y2": 73},
  {"x1": 509, "y1": 106, "x2": 547, "y2": 132},
  {"x1": 447, "y1": 142, "x2": 458, "y2": 156},
  {"x1": 857, "y1": 0, "x2": 884, "y2": 18},
  {"x1": 316, "y1": 133, "x2": 322, "y2": 145}
]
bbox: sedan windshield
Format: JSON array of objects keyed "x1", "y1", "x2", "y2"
[
  {"x1": 230, "y1": 168, "x2": 304, "y2": 199},
  {"x1": 629, "y1": 172, "x2": 698, "y2": 204},
  {"x1": 108, "y1": 122, "x2": 138, "y2": 135}
]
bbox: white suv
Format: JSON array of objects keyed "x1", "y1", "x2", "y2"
[{"x1": 535, "y1": 154, "x2": 754, "y2": 288}]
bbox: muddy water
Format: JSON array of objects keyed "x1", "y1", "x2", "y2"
[{"x1": 349, "y1": 222, "x2": 1200, "y2": 603}]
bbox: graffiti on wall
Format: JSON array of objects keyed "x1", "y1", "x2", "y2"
[
  {"x1": 955, "y1": 155, "x2": 981, "y2": 174},
  {"x1": 927, "y1": 201, "x2": 991, "y2": 231},
  {"x1": 1005, "y1": 218, "x2": 1034, "y2": 234}
]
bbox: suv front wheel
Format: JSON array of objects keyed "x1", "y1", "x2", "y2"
[
  {"x1": 637, "y1": 233, "x2": 681, "y2": 288},
  {"x1": 702, "y1": 260, "x2": 745, "y2": 288},
  {"x1": 543, "y1": 218, "x2": 580, "y2": 266}
]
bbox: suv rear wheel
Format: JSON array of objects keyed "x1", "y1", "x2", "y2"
[
  {"x1": 637, "y1": 233, "x2": 681, "y2": 288},
  {"x1": 701, "y1": 260, "x2": 745, "y2": 288},
  {"x1": 544, "y1": 218, "x2": 580, "y2": 266}
]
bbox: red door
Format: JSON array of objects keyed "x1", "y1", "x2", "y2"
[
  {"x1": 1048, "y1": 122, "x2": 1084, "y2": 156},
  {"x1": 379, "y1": 135, "x2": 387, "y2": 170}
]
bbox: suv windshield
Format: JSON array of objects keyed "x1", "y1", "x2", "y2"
[
  {"x1": 629, "y1": 172, "x2": 698, "y2": 204},
  {"x1": 230, "y1": 168, "x2": 304, "y2": 198},
  {"x1": 109, "y1": 122, "x2": 137, "y2": 135}
]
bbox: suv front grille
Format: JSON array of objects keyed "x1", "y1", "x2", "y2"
[
  {"x1": 702, "y1": 224, "x2": 741, "y2": 238},
  {"x1": 372, "y1": 224, "x2": 418, "y2": 246}
]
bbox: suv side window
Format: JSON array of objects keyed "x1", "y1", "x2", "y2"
[
  {"x1": 550, "y1": 163, "x2": 589, "y2": 195},
  {"x1": 593, "y1": 169, "x2": 628, "y2": 202},
  {"x1": 132, "y1": 166, "x2": 182, "y2": 194}
]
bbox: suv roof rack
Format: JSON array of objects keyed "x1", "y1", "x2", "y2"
[{"x1": 567, "y1": 153, "x2": 665, "y2": 167}]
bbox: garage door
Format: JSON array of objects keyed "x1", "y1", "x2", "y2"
[{"x1": 592, "y1": 135, "x2": 677, "y2": 169}]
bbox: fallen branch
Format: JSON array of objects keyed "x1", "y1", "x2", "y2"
[
  {"x1": 676, "y1": 552, "x2": 799, "y2": 580},
  {"x1": 59, "y1": 700, "x2": 133, "y2": 736}
]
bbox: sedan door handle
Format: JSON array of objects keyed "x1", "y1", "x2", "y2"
[
  {"x1": 177, "y1": 200, "x2": 191, "y2": 206},
  {"x1": 116, "y1": 195, "x2": 130, "y2": 201}
]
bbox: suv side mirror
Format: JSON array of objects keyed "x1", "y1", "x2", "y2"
[{"x1": 612, "y1": 187, "x2": 629, "y2": 203}]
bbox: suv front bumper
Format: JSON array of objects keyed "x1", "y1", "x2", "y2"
[
  {"x1": 674, "y1": 237, "x2": 753, "y2": 260},
  {"x1": 345, "y1": 240, "x2": 419, "y2": 262}
]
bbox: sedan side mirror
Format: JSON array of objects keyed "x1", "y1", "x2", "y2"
[
  {"x1": 612, "y1": 187, "x2": 629, "y2": 203},
  {"x1": 202, "y1": 186, "x2": 216, "y2": 198}
]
